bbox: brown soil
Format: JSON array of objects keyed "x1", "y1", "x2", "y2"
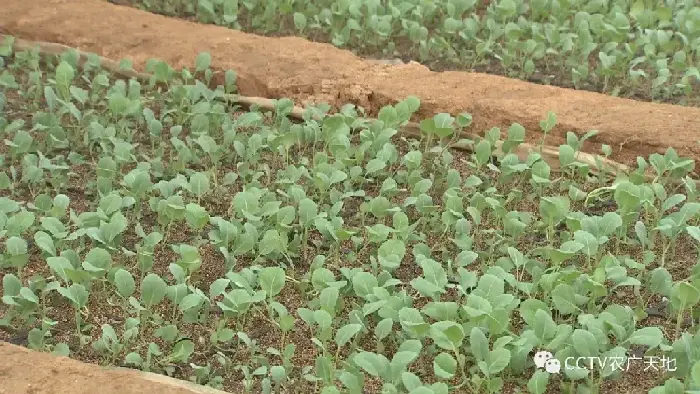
[
  {"x1": 0, "y1": 342, "x2": 230, "y2": 394},
  {"x1": 1, "y1": 0, "x2": 700, "y2": 172}
]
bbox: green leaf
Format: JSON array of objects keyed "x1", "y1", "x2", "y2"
[
  {"x1": 293, "y1": 12, "x2": 307, "y2": 30},
  {"x1": 432, "y1": 113, "x2": 455, "y2": 138},
  {"x1": 533, "y1": 309, "x2": 556, "y2": 341},
  {"x1": 674, "y1": 281, "x2": 700, "y2": 307},
  {"x1": 259, "y1": 229, "x2": 287, "y2": 256},
  {"x1": 124, "y1": 352, "x2": 143, "y2": 366},
  {"x1": 195, "y1": 52, "x2": 212, "y2": 72},
  {"x1": 189, "y1": 172, "x2": 210, "y2": 197},
  {"x1": 402, "y1": 372, "x2": 423, "y2": 391},
  {"x1": 52, "y1": 343, "x2": 70, "y2": 357},
  {"x1": 430, "y1": 321, "x2": 464, "y2": 351},
  {"x1": 354, "y1": 352, "x2": 389, "y2": 378},
  {"x1": 433, "y1": 352, "x2": 457, "y2": 379},
  {"x1": 692, "y1": 360, "x2": 700, "y2": 386},
  {"x1": 375, "y1": 318, "x2": 393, "y2": 341},
  {"x1": 6, "y1": 236, "x2": 27, "y2": 256},
  {"x1": 487, "y1": 348, "x2": 511, "y2": 375},
  {"x1": 519, "y1": 299, "x2": 549, "y2": 327},
  {"x1": 19, "y1": 287, "x2": 38, "y2": 305},
  {"x1": 391, "y1": 350, "x2": 420, "y2": 371},
  {"x1": 155, "y1": 325, "x2": 179, "y2": 342},
  {"x1": 366, "y1": 159, "x2": 386, "y2": 174},
  {"x1": 552, "y1": 284, "x2": 579, "y2": 314},
  {"x1": 475, "y1": 140, "x2": 492, "y2": 166},
  {"x1": 635, "y1": 221, "x2": 648, "y2": 246},
  {"x1": 409, "y1": 388, "x2": 434, "y2": 394},
  {"x1": 34, "y1": 231, "x2": 56, "y2": 256},
  {"x1": 55, "y1": 61, "x2": 75, "y2": 91},
  {"x1": 335, "y1": 323, "x2": 362, "y2": 348},
  {"x1": 377, "y1": 239, "x2": 406, "y2": 270},
  {"x1": 168, "y1": 339, "x2": 194, "y2": 363},
  {"x1": 397, "y1": 340, "x2": 422, "y2": 360},
  {"x1": 2, "y1": 274, "x2": 21, "y2": 297},
  {"x1": 574, "y1": 230, "x2": 598, "y2": 257},
  {"x1": 259, "y1": 266, "x2": 285, "y2": 298},
  {"x1": 527, "y1": 370, "x2": 550, "y2": 394},
  {"x1": 100, "y1": 193, "x2": 123, "y2": 215},
  {"x1": 319, "y1": 287, "x2": 339, "y2": 312},
  {"x1": 83, "y1": 247, "x2": 113, "y2": 273},
  {"x1": 299, "y1": 198, "x2": 318, "y2": 227},
  {"x1": 649, "y1": 268, "x2": 672, "y2": 297},
  {"x1": 141, "y1": 273, "x2": 167, "y2": 309},
  {"x1": 47, "y1": 256, "x2": 72, "y2": 283},
  {"x1": 571, "y1": 329, "x2": 599, "y2": 358},
  {"x1": 314, "y1": 310, "x2": 333, "y2": 330},
  {"x1": 114, "y1": 268, "x2": 136, "y2": 298},
  {"x1": 57, "y1": 283, "x2": 88, "y2": 309},
  {"x1": 624, "y1": 327, "x2": 664, "y2": 348},
  {"x1": 539, "y1": 111, "x2": 557, "y2": 132},
  {"x1": 315, "y1": 356, "x2": 333, "y2": 384},
  {"x1": 476, "y1": 273, "x2": 504, "y2": 304},
  {"x1": 470, "y1": 327, "x2": 489, "y2": 361},
  {"x1": 0, "y1": 36, "x2": 15, "y2": 57},
  {"x1": 179, "y1": 293, "x2": 203, "y2": 312},
  {"x1": 209, "y1": 278, "x2": 230, "y2": 299}
]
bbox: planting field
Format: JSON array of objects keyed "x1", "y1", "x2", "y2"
[
  {"x1": 4, "y1": 0, "x2": 700, "y2": 169},
  {"x1": 1, "y1": 1, "x2": 700, "y2": 394},
  {"x1": 119, "y1": 0, "x2": 700, "y2": 106}
]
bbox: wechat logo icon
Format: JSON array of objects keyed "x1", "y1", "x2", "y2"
[{"x1": 534, "y1": 350, "x2": 561, "y2": 374}]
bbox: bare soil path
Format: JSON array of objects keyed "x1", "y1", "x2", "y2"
[
  {"x1": 1, "y1": 0, "x2": 700, "y2": 169},
  {"x1": 0, "y1": 343, "x2": 231, "y2": 394}
]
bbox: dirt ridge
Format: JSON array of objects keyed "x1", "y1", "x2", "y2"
[
  {"x1": 1, "y1": 0, "x2": 699, "y2": 166},
  {"x1": 0, "y1": 342, "x2": 230, "y2": 394}
]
